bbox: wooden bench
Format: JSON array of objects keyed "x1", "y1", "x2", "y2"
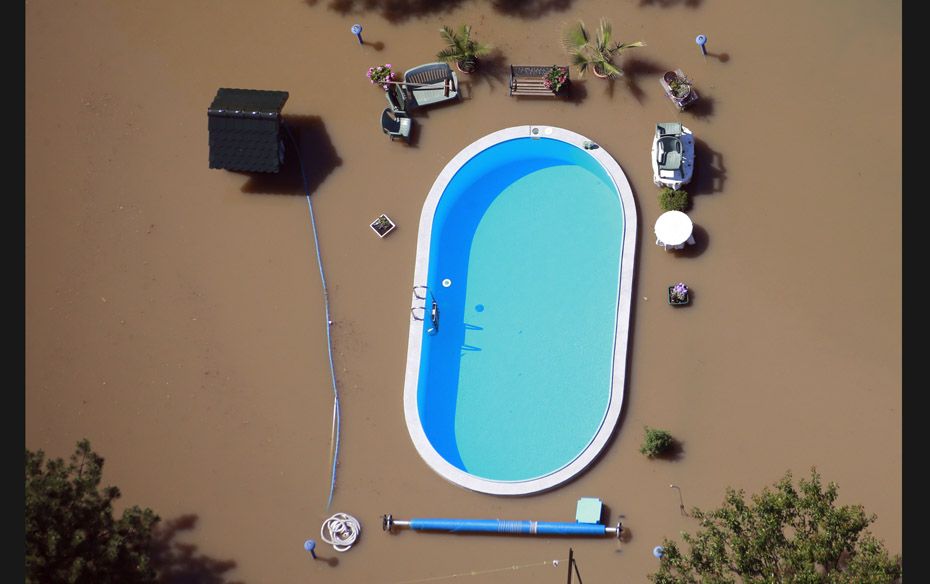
[{"x1": 509, "y1": 65, "x2": 569, "y2": 97}]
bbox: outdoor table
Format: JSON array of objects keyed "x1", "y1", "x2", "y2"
[{"x1": 654, "y1": 210, "x2": 695, "y2": 249}]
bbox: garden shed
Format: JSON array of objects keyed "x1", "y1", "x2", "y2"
[{"x1": 208, "y1": 88, "x2": 289, "y2": 173}]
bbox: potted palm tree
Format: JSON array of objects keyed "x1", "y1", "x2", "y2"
[
  {"x1": 437, "y1": 25, "x2": 492, "y2": 73},
  {"x1": 562, "y1": 18, "x2": 645, "y2": 79}
]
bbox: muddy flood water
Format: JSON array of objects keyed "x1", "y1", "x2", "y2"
[{"x1": 26, "y1": 0, "x2": 901, "y2": 581}]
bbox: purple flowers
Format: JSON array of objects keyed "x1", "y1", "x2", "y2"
[
  {"x1": 670, "y1": 282, "x2": 689, "y2": 302},
  {"x1": 367, "y1": 64, "x2": 396, "y2": 91},
  {"x1": 543, "y1": 66, "x2": 569, "y2": 92}
]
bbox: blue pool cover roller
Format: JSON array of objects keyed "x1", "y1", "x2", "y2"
[{"x1": 382, "y1": 514, "x2": 622, "y2": 538}]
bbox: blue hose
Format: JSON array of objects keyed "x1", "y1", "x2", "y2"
[{"x1": 283, "y1": 122, "x2": 340, "y2": 510}]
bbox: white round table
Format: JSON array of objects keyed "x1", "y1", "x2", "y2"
[{"x1": 654, "y1": 211, "x2": 694, "y2": 247}]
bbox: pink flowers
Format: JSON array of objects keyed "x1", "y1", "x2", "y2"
[
  {"x1": 543, "y1": 66, "x2": 569, "y2": 92},
  {"x1": 367, "y1": 64, "x2": 396, "y2": 91}
]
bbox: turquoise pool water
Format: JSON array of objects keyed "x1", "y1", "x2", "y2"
[{"x1": 416, "y1": 136, "x2": 625, "y2": 482}]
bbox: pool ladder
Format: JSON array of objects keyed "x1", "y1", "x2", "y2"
[{"x1": 411, "y1": 286, "x2": 439, "y2": 335}]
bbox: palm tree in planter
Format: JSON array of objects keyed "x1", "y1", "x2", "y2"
[
  {"x1": 562, "y1": 18, "x2": 645, "y2": 79},
  {"x1": 437, "y1": 25, "x2": 492, "y2": 73}
]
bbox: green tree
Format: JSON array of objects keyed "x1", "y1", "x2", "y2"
[
  {"x1": 26, "y1": 439, "x2": 160, "y2": 584},
  {"x1": 649, "y1": 468, "x2": 901, "y2": 583}
]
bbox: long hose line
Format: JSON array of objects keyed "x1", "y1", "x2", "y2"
[{"x1": 283, "y1": 121, "x2": 340, "y2": 510}]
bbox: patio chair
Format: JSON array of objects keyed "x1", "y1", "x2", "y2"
[
  {"x1": 385, "y1": 84, "x2": 408, "y2": 114},
  {"x1": 381, "y1": 108, "x2": 411, "y2": 141}
]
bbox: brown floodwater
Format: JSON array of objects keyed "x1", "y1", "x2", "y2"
[{"x1": 26, "y1": 0, "x2": 901, "y2": 581}]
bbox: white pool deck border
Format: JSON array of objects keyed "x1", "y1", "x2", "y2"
[{"x1": 402, "y1": 125, "x2": 638, "y2": 495}]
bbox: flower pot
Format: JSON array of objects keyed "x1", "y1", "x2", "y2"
[
  {"x1": 370, "y1": 214, "x2": 396, "y2": 238},
  {"x1": 663, "y1": 71, "x2": 679, "y2": 84},
  {"x1": 456, "y1": 58, "x2": 478, "y2": 73},
  {"x1": 592, "y1": 64, "x2": 609, "y2": 79},
  {"x1": 667, "y1": 286, "x2": 690, "y2": 306}
]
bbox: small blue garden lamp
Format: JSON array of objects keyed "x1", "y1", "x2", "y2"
[
  {"x1": 653, "y1": 545, "x2": 665, "y2": 559},
  {"x1": 351, "y1": 24, "x2": 363, "y2": 45},
  {"x1": 695, "y1": 34, "x2": 707, "y2": 56},
  {"x1": 304, "y1": 539, "x2": 317, "y2": 559}
]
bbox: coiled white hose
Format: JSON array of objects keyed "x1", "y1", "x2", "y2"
[{"x1": 321, "y1": 513, "x2": 361, "y2": 552}]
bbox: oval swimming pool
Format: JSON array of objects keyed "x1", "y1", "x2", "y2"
[{"x1": 403, "y1": 126, "x2": 637, "y2": 495}]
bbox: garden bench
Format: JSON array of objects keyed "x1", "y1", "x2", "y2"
[
  {"x1": 509, "y1": 65, "x2": 568, "y2": 97},
  {"x1": 402, "y1": 62, "x2": 460, "y2": 109}
]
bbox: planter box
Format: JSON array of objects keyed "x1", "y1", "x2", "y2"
[
  {"x1": 660, "y1": 69, "x2": 699, "y2": 110},
  {"x1": 667, "y1": 286, "x2": 690, "y2": 306},
  {"x1": 370, "y1": 213, "x2": 396, "y2": 238}
]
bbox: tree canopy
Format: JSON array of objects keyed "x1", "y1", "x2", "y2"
[
  {"x1": 649, "y1": 468, "x2": 901, "y2": 584},
  {"x1": 25, "y1": 439, "x2": 160, "y2": 584}
]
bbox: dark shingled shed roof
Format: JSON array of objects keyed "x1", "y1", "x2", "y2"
[{"x1": 208, "y1": 88, "x2": 289, "y2": 173}]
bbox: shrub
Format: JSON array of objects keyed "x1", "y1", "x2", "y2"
[
  {"x1": 640, "y1": 426, "x2": 674, "y2": 457},
  {"x1": 658, "y1": 187, "x2": 689, "y2": 211}
]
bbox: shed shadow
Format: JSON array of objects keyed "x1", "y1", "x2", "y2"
[
  {"x1": 638, "y1": 0, "x2": 702, "y2": 7},
  {"x1": 317, "y1": 0, "x2": 575, "y2": 22},
  {"x1": 237, "y1": 115, "x2": 342, "y2": 195},
  {"x1": 490, "y1": 0, "x2": 575, "y2": 18},
  {"x1": 151, "y1": 514, "x2": 243, "y2": 584},
  {"x1": 324, "y1": 0, "x2": 463, "y2": 21}
]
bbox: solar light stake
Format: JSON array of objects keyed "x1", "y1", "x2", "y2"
[
  {"x1": 304, "y1": 539, "x2": 317, "y2": 559},
  {"x1": 695, "y1": 34, "x2": 707, "y2": 56},
  {"x1": 351, "y1": 24, "x2": 364, "y2": 45},
  {"x1": 670, "y1": 484, "x2": 686, "y2": 515}
]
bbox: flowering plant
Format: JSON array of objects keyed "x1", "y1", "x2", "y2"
[
  {"x1": 543, "y1": 65, "x2": 569, "y2": 92},
  {"x1": 669, "y1": 282, "x2": 689, "y2": 302},
  {"x1": 667, "y1": 72, "x2": 692, "y2": 98},
  {"x1": 367, "y1": 64, "x2": 396, "y2": 90}
]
